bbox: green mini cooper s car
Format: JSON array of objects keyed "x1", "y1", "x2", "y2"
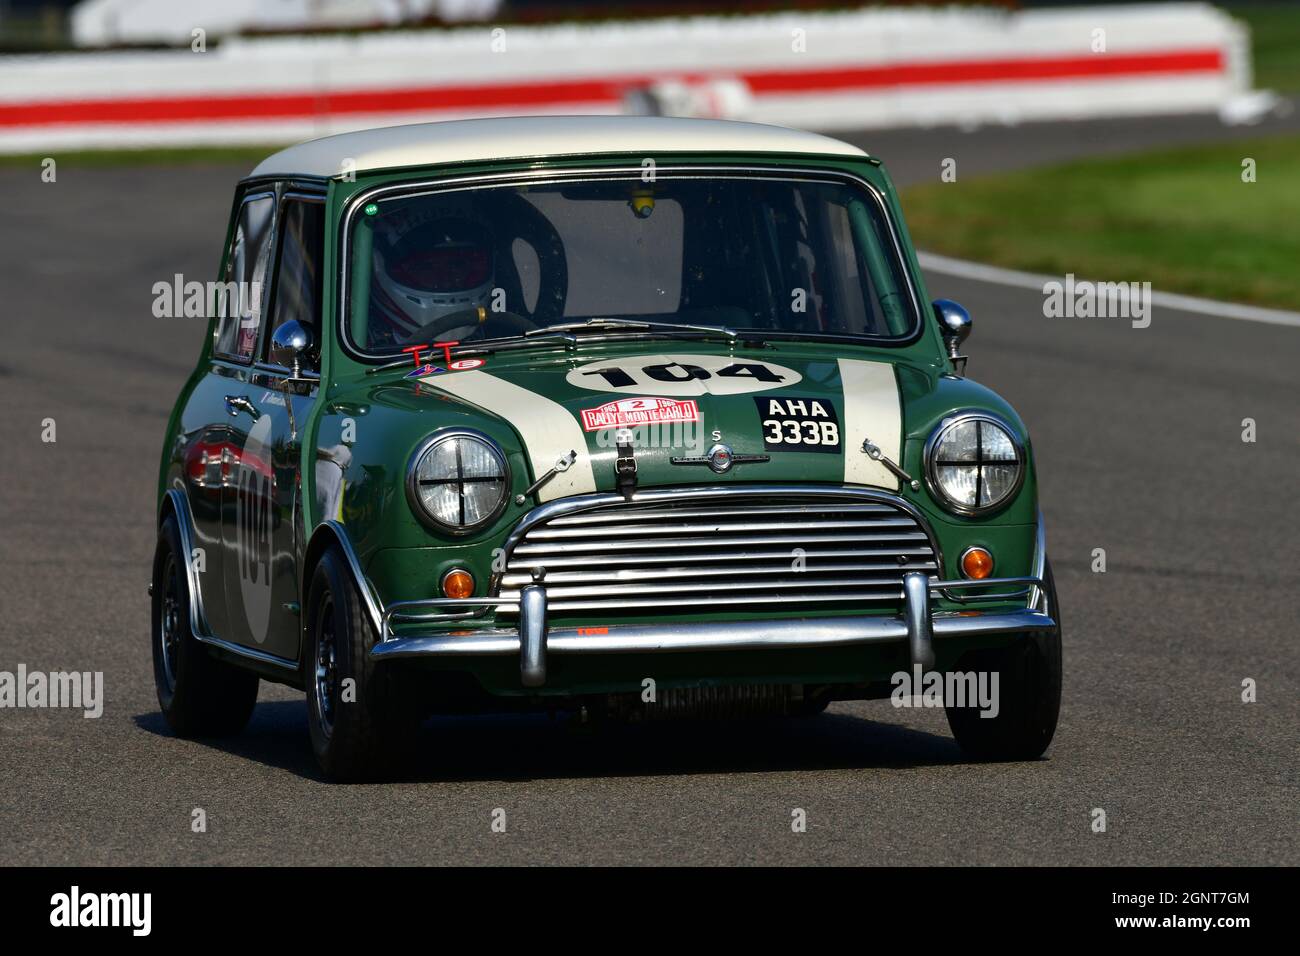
[{"x1": 152, "y1": 116, "x2": 1061, "y2": 780}]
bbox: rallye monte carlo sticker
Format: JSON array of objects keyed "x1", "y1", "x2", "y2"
[
  {"x1": 754, "y1": 395, "x2": 841, "y2": 453},
  {"x1": 567, "y1": 354, "x2": 801, "y2": 396},
  {"x1": 580, "y1": 397, "x2": 700, "y2": 431}
]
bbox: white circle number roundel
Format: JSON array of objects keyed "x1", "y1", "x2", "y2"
[
  {"x1": 235, "y1": 413, "x2": 274, "y2": 645},
  {"x1": 567, "y1": 354, "x2": 802, "y2": 396}
]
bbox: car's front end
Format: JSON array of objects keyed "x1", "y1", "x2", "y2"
[{"x1": 311, "y1": 145, "x2": 1058, "y2": 728}]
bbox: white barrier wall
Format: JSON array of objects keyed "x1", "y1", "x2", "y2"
[
  {"x1": 70, "y1": 0, "x2": 501, "y2": 47},
  {"x1": 0, "y1": 4, "x2": 1251, "y2": 153}
]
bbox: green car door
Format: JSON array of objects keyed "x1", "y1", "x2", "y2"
[{"x1": 218, "y1": 188, "x2": 326, "y2": 662}]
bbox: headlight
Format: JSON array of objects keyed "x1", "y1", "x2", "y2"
[
  {"x1": 406, "y1": 431, "x2": 509, "y2": 534},
  {"x1": 924, "y1": 413, "x2": 1023, "y2": 516}
]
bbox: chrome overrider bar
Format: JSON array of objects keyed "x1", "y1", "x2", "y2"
[
  {"x1": 369, "y1": 490, "x2": 1054, "y2": 688},
  {"x1": 372, "y1": 573, "x2": 1056, "y2": 688}
]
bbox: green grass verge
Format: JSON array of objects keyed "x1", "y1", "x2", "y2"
[
  {"x1": 898, "y1": 134, "x2": 1300, "y2": 313},
  {"x1": 1221, "y1": 2, "x2": 1300, "y2": 93},
  {"x1": 0, "y1": 146, "x2": 283, "y2": 169}
]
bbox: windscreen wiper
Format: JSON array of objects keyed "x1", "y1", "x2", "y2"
[
  {"x1": 524, "y1": 317, "x2": 766, "y2": 345},
  {"x1": 364, "y1": 335, "x2": 541, "y2": 374},
  {"x1": 366, "y1": 331, "x2": 590, "y2": 374},
  {"x1": 367, "y1": 320, "x2": 766, "y2": 374}
]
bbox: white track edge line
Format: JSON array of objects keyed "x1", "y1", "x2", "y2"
[{"x1": 917, "y1": 251, "x2": 1300, "y2": 329}]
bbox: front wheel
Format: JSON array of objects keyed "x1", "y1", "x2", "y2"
[
  {"x1": 945, "y1": 559, "x2": 1062, "y2": 761},
  {"x1": 151, "y1": 514, "x2": 259, "y2": 736},
  {"x1": 305, "y1": 548, "x2": 417, "y2": 781}
]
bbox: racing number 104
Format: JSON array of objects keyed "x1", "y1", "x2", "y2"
[{"x1": 582, "y1": 361, "x2": 785, "y2": 388}]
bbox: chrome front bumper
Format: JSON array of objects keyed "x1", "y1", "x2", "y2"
[{"x1": 369, "y1": 573, "x2": 1057, "y2": 688}]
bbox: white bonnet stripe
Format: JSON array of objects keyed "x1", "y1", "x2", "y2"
[
  {"x1": 837, "y1": 358, "x2": 902, "y2": 490},
  {"x1": 420, "y1": 370, "x2": 596, "y2": 501}
]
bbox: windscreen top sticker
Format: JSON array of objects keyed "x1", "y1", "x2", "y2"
[{"x1": 754, "y1": 396, "x2": 841, "y2": 452}]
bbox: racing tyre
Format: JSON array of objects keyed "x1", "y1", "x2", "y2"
[
  {"x1": 305, "y1": 548, "x2": 417, "y2": 782},
  {"x1": 945, "y1": 559, "x2": 1062, "y2": 761},
  {"x1": 151, "y1": 514, "x2": 259, "y2": 736}
]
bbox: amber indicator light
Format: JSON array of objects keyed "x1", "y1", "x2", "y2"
[
  {"x1": 441, "y1": 568, "x2": 475, "y2": 599},
  {"x1": 961, "y1": 548, "x2": 994, "y2": 580}
]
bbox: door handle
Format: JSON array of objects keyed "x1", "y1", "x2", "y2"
[{"x1": 224, "y1": 395, "x2": 260, "y2": 419}]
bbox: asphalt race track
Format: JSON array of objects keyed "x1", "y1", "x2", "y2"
[{"x1": 1, "y1": 112, "x2": 1297, "y2": 865}]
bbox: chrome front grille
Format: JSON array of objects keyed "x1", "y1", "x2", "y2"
[{"x1": 494, "y1": 488, "x2": 941, "y2": 615}]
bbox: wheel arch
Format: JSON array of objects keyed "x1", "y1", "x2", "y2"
[
  {"x1": 157, "y1": 489, "x2": 211, "y2": 640},
  {"x1": 301, "y1": 520, "x2": 385, "y2": 670}
]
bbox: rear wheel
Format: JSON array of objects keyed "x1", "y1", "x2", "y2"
[
  {"x1": 151, "y1": 514, "x2": 259, "y2": 736},
  {"x1": 305, "y1": 548, "x2": 417, "y2": 781},
  {"x1": 945, "y1": 559, "x2": 1062, "y2": 761}
]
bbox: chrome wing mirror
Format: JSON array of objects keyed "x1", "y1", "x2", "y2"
[
  {"x1": 932, "y1": 299, "x2": 972, "y2": 376},
  {"x1": 269, "y1": 320, "x2": 316, "y2": 380}
]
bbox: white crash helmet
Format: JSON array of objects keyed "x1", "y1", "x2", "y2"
[{"x1": 372, "y1": 217, "x2": 495, "y2": 341}]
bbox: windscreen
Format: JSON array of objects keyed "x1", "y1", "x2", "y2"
[{"x1": 348, "y1": 174, "x2": 916, "y2": 353}]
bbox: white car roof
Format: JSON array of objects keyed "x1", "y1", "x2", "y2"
[{"x1": 250, "y1": 115, "x2": 867, "y2": 179}]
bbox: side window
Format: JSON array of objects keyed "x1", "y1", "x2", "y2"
[
  {"x1": 214, "y1": 193, "x2": 275, "y2": 363},
  {"x1": 265, "y1": 197, "x2": 325, "y2": 367}
]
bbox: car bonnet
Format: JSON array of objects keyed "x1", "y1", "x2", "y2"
[{"x1": 403, "y1": 342, "x2": 907, "y2": 502}]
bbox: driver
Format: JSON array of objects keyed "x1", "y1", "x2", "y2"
[{"x1": 369, "y1": 216, "x2": 496, "y2": 347}]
